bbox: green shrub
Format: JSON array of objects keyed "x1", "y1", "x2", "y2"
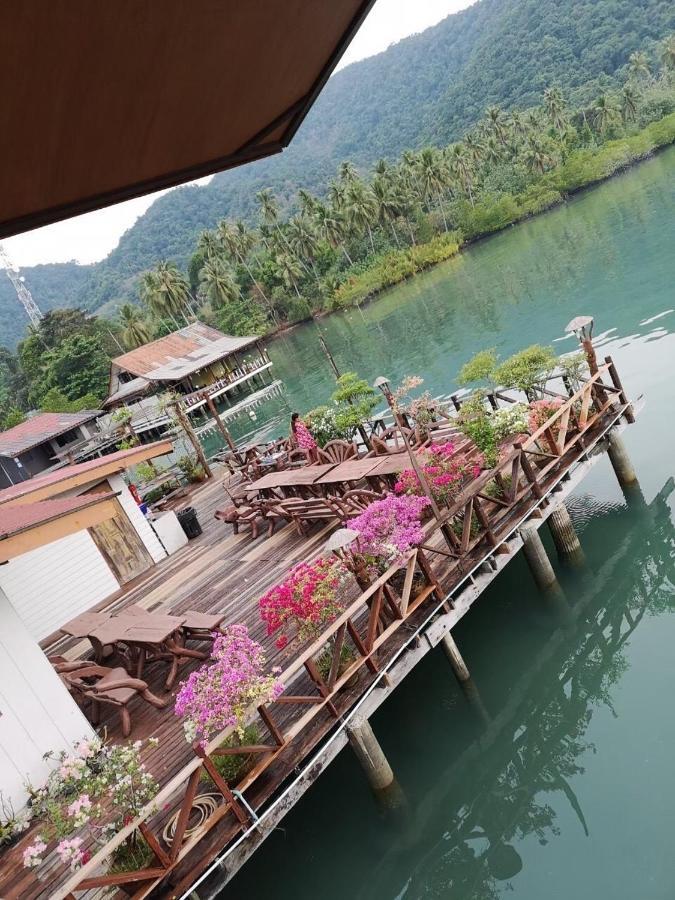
[{"x1": 200, "y1": 725, "x2": 260, "y2": 785}]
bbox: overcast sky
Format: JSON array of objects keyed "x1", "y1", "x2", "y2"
[{"x1": 3, "y1": 0, "x2": 474, "y2": 270}]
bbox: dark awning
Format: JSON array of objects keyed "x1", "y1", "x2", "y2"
[{"x1": 0, "y1": 1, "x2": 374, "y2": 238}]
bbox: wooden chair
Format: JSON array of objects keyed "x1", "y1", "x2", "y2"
[
  {"x1": 215, "y1": 498, "x2": 283, "y2": 539},
  {"x1": 316, "y1": 440, "x2": 358, "y2": 464},
  {"x1": 286, "y1": 448, "x2": 310, "y2": 467},
  {"x1": 365, "y1": 426, "x2": 414, "y2": 456},
  {"x1": 267, "y1": 496, "x2": 338, "y2": 535},
  {"x1": 334, "y1": 489, "x2": 384, "y2": 518},
  {"x1": 51, "y1": 658, "x2": 169, "y2": 738}
]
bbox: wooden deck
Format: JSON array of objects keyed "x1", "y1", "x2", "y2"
[{"x1": 0, "y1": 359, "x2": 637, "y2": 900}]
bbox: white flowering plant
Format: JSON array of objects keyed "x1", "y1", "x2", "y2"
[{"x1": 21, "y1": 735, "x2": 160, "y2": 872}]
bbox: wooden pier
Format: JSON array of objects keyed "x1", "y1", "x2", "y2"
[{"x1": 0, "y1": 359, "x2": 639, "y2": 900}]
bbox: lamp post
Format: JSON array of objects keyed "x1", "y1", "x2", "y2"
[
  {"x1": 565, "y1": 315, "x2": 597, "y2": 375},
  {"x1": 374, "y1": 375, "x2": 443, "y2": 523}
]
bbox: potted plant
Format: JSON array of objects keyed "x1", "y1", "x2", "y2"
[{"x1": 395, "y1": 442, "x2": 484, "y2": 507}]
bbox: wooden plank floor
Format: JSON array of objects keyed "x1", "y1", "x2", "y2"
[{"x1": 0, "y1": 472, "x2": 341, "y2": 899}]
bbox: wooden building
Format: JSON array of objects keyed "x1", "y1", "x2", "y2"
[
  {"x1": 103, "y1": 322, "x2": 273, "y2": 439},
  {"x1": 0, "y1": 410, "x2": 102, "y2": 487}
]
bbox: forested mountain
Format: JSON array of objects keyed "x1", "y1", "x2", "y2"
[{"x1": 1, "y1": 0, "x2": 673, "y2": 346}]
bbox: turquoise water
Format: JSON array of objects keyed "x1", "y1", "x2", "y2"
[{"x1": 216, "y1": 147, "x2": 675, "y2": 900}]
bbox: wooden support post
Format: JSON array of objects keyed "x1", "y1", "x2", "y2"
[
  {"x1": 605, "y1": 355, "x2": 635, "y2": 423},
  {"x1": 205, "y1": 393, "x2": 237, "y2": 454},
  {"x1": 519, "y1": 522, "x2": 559, "y2": 592},
  {"x1": 606, "y1": 430, "x2": 638, "y2": 489},
  {"x1": 440, "y1": 632, "x2": 470, "y2": 682},
  {"x1": 169, "y1": 400, "x2": 213, "y2": 479},
  {"x1": 346, "y1": 715, "x2": 395, "y2": 792},
  {"x1": 547, "y1": 502, "x2": 585, "y2": 567}
]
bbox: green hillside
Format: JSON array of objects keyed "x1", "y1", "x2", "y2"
[{"x1": 2, "y1": 0, "x2": 673, "y2": 346}]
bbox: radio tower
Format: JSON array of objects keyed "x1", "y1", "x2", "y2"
[{"x1": 0, "y1": 244, "x2": 43, "y2": 328}]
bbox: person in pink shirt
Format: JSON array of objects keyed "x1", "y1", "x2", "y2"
[{"x1": 290, "y1": 412, "x2": 317, "y2": 460}]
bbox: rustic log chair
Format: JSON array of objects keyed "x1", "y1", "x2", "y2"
[
  {"x1": 316, "y1": 440, "x2": 358, "y2": 464},
  {"x1": 50, "y1": 657, "x2": 169, "y2": 738},
  {"x1": 215, "y1": 497, "x2": 284, "y2": 539},
  {"x1": 364, "y1": 426, "x2": 414, "y2": 456},
  {"x1": 286, "y1": 448, "x2": 311, "y2": 467},
  {"x1": 333, "y1": 489, "x2": 384, "y2": 518},
  {"x1": 266, "y1": 496, "x2": 338, "y2": 535}
]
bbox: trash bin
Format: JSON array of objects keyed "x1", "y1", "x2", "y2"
[{"x1": 177, "y1": 506, "x2": 202, "y2": 539}]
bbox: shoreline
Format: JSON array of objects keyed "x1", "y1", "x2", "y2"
[{"x1": 261, "y1": 115, "x2": 675, "y2": 342}]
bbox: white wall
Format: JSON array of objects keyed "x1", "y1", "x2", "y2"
[
  {"x1": 0, "y1": 590, "x2": 94, "y2": 809},
  {"x1": 109, "y1": 473, "x2": 167, "y2": 564},
  {"x1": 0, "y1": 530, "x2": 119, "y2": 641}
]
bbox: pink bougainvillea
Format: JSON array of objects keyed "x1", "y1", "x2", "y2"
[
  {"x1": 259, "y1": 557, "x2": 350, "y2": 650},
  {"x1": 174, "y1": 624, "x2": 283, "y2": 745},
  {"x1": 394, "y1": 441, "x2": 484, "y2": 506},
  {"x1": 349, "y1": 493, "x2": 429, "y2": 571}
]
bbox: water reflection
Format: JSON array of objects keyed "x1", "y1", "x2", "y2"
[{"x1": 360, "y1": 480, "x2": 675, "y2": 900}]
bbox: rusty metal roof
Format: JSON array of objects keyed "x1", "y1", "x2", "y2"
[
  {"x1": 111, "y1": 323, "x2": 259, "y2": 379},
  {"x1": 0, "y1": 494, "x2": 115, "y2": 540},
  {"x1": 0, "y1": 411, "x2": 102, "y2": 458},
  {"x1": 0, "y1": 441, "x2": 172, "y2": 505}
]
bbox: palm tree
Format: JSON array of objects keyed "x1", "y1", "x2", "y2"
[
  {"x1": 620, "y1": 84, "x2": 639, "y2": 123},
  {"x1": 483, "y1": 136, "x2": 502, "y2": 165},
  {"x1": 338, "y1": 161, "x2": 359, "y2": 184},
  {"x1": 118, "y1": 303, "x2": 151, "y2": 349},
  {"x1": 197, "y1": 230, "x2": 221, "y2": 262},
  {"x1": 464, "y1": 133, "x2": 485, "y2": 166},
  {"x1": 485, "y1": 105, "x2": 509, "y2": 145},
  {"x1": 217, "y1": 219, "x2": 273, "y2": 312},
  {"x1": 371, "y1": 175, "x2": 403, "y2": 246},
  {"x1": 287, "y1": 216, "x2": 321, "y2": 285},
  {"x1": 256, "y1": 188, "x2": 280, "y2": 228},
  {"x1": 661, "y1": 35, "x2": 675, "y2": 72},
  {"x1": 446, "y1": 144, "x2": 475, "y2": 206},
  {"x1": 275, "y1": 253, "x2": 304, "y2": 299},
  {"x1": 628, "y1": 50, "x2": 650, "y2": 81},
  {"x1": 314, "y1": 203, "x2": 353, "y2": 265},
  {"x1": 140, "y1": 263, "x2": 192, "y2": 324},
  {"x1": 345, "y1": 179, "x2": 378, "y2": 252},
  {"x1": 591, "y1": 94, "x2": 618, "y2": 133},
  {"x1": 523, "y1": 138, "x2": 555, "y2": 175},
  {"x1": 543, "y1": 87, "x2": 567, "y2": 134},
  {"x1": 198, "y1": 257, "x2": 241, "y2": 307},
  {"x1": 415, "y1": 147, "x2": 450, "y2": 231},
  {"x1": 297, "y1": 189, "x2": 319, "y2": 218}
]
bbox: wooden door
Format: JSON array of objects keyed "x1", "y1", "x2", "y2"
[{"x1": 88, "y1": 496, "x2": 154, "y2": 584}]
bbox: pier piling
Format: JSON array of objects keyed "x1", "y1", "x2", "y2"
[
  {"x1": 519, "y1": 522, "x2": 559, "y2": 592},
  {"x1": 607, "y1": 430, "x2": 638, "y2": 489},
  {"x1": 347, "y1": 716, "x2": 395, "y2": 793},
  {"x1": 547, "y1": 502, "x2": 585, "y2": 566},
  {"x1": 441, "y1": 632, "x2": 470, "y2": 682}
]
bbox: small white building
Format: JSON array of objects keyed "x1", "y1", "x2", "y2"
[
  {"x1": 0, "y1": 440, "x2": 187, "y2": 807},
  {"x1": 0, "y1": 441, "x2": 175, "y2": 641}
]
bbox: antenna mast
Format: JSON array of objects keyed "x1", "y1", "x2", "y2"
[{"x1": 0, "y1": 244, "x2": 43, "y2": 328}]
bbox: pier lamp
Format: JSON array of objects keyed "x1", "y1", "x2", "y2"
[
  {"x1": 373, "y1": 375, "x2": 393, "y2": 404},
  {"x1": 565, "y1": 315, "x2": 598, "y2": 375},
  {"x1": 374, "y1": 375, "x2": 444, "y2": 524}
]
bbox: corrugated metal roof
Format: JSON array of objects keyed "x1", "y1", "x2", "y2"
[
  {"x1": 111, "y1": 323, "x2": 259, "y2": 379},
  {"x1": 0, "y1": 441, "x2": 171, "y2": 505},
  {"x1": 0, "y1": 494, "x2": 115, "y2": 539},
  {"x1": 0, "y1": 411, "x2": 102, "y2": 457}
]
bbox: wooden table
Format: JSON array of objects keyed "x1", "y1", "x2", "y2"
[
  {"x1": 366, "y1": 454, "x2": 411, "y2": 476},
  {"x1": 314, "y1": 458, "x2": 382, "y2": 485},
  {"x1": 62, "y1": 612, "x2": 197, "y2": 688},
  {"x1": 247, "y1": 463, "x2": 337, "y2": 496}
]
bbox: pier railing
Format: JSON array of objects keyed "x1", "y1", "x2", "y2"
[{"x1": 53, "y1": 359, "x2": 632, "y2": 900}]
